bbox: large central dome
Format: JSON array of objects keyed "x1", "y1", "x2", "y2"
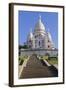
[{"x1": 34, "y1": 16, "x2": 45, "y2": 33}]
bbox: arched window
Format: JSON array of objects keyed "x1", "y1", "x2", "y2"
[
  {"x1": 48, "y1": 45, "x2": 50, "y2": 48},
  {"x1": 39, "y1": 41, "x2": 40, "y2": 46},
  {"x1": 48, "y1": 40, "x2": 50, "y2": 42}
]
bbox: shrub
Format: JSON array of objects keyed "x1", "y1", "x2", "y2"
[{"x1": 19, "y1": 59, "x2": 24, "y2": 65}]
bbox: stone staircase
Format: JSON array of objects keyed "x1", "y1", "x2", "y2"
[{"x1": 20, "y1": 54, "x2": 58, "y2": 78}]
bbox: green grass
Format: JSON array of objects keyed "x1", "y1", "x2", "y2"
[
  {"x1": 19, "y1": 55, "x2": 29, "y2": 65},
  {"x1": 37, "y1": 55, "x2": 48, "y2": 60},
  {"x1": 19, "y1": 55, "x2": 58, "y2": 65},
  {"x1": 38, "y1": 55, "x2": 58, "y2": 65},
  {"x1": 47, "y1": 57, "x2": 58, "y2": 65}
]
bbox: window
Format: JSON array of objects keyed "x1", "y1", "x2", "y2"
[
  {"x1": 35, "y1": 36, "x2": 37, "y2": 38},
  {"x1": 35, "y1": 35, "x2": 38, "y2": 38},
  {"x1": 48, "y1": 45, "x2": 50, "y2": 48},
  {"x1": 39, "y1": 41, "x2": 40, "y2": 46},
  {"x1": 48, "y1": 40, "x2": 50, "y2": 42}
]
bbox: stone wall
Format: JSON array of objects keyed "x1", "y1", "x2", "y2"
[{"x1": 20, "y1": 49, "x2": 58, "y2": 57}]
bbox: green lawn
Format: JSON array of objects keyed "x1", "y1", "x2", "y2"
[
  {"x1": 47, "y1": 57, "x2": 58, "y2": 65},
  {"x1": 38, "y1": 55, "x2": 58, "y2": 65},
  {"x1": 19, "y1": 55, "x2": 29, "y2": 65},
  {"x1": 19, "y1": 55, "x2": 58, "y2": 65},
  {"x1": 37, "y1": 55, "x2": 48, "y2": 60}
]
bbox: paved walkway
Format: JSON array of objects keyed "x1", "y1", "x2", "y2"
[{"x1": 19, "y1": 54, "x2": 58, "y2": 79}]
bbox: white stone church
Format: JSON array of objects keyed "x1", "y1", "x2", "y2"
[{"x1": 26, "y1": 15, "x2": 55, "y2": 50}]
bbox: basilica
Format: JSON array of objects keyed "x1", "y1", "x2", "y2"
[{"x1": 26, "y1": 16, "x2": 55, "y2": 49}]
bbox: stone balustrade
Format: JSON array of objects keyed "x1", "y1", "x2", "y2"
[{"x1": 20, "y1": 48, "x2": 58, "y2": 57}]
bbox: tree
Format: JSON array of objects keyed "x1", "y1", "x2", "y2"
[{"x1": 19, "y1": 45, "x2": 28, "y2": 49}]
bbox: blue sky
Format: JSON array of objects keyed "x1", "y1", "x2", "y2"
[{"x1": 19, "y1": 11, "x2": 58, "y2": 48}]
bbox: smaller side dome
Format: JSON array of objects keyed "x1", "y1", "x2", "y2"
[
  {"x1": 27, "y1": 28, "x2": 34, "y2": 40},
  {"x1": 47, "y1": 31, "x2": 54, "y2": 48},
  {"x1": 47, "y1": 32, "x2": 52, "y2": 42}
]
